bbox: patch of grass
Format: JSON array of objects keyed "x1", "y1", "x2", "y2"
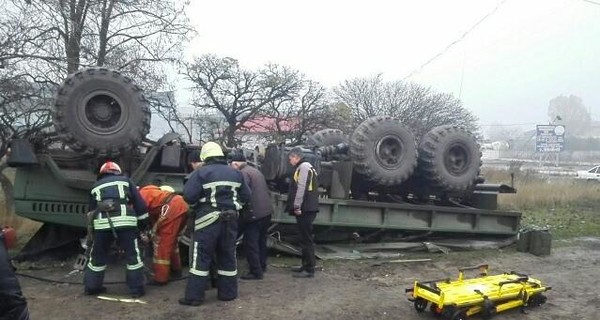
[
  {"x1": 521, "y1": 206, "x2": 600, "y2": 238},
  {"x1": 483, "y1": 167, "x2": 600, "y2": 239}
]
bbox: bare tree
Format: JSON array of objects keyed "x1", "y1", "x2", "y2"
[
  {"x1": 334, "y1": 74, "x2": 387, "y2": 123},
  {"x1": 394, "y1": 82, "x2": 479, "y2": 139},
  {"x1": 548, "y1": 95, "x2": 590, "y2": 137},
  {"x1": 146, "y1": 91, "x2": 195, "y2": 143},
  {"x1": 334, "y1": 75, "x2": 479, "y2": 139},
  {"x1": 3, "y1": 0, "x2": 193, "y2": 89},
  {"x1": 192, "y1": 111, "x2": 227, "y2": 144},
  {"x1": 319, "y1": 102, "x2": 355, "y2": 135},
  {"x1": 0, "y1": 72, "x2": 55, "y2": 213},
  {"x1": 184, "y1": 55, "x2": 302, "y2": 147},
  {"x1": 0, "y1": 0, "x2": 193, "y2": 212},
  {"x1": 259, "y1": 79, "x2": 332, "y2": 144}
]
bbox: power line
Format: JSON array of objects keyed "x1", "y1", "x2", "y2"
[{"x1": 403, "y1": 0, "x2": 509, "y2": 81}]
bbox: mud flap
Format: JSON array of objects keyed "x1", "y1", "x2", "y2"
[{"x1": 73, "y1": 251, "x2": 88, "y2": 271}]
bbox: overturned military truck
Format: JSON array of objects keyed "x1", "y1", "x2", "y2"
[{"x1": 7, "y1": 68, "x2": 520, "y2": 254}]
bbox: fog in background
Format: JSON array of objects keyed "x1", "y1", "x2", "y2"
[{"x1": 182, "y1": 0, "x2": 600, "y2": 134}]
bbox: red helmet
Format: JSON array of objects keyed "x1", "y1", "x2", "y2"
[{"x1": 99, "y1": 161, "x2": 122, "y2": 175}]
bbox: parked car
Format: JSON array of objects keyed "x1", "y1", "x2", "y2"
[{"x1": 576, "y1": 165, "x2": 600, "y2": 181}]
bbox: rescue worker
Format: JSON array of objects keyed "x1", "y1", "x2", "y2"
[
  {"x1": 138, "y1": 185, "x2": 188, "y2": 285},
  {"x1": 185, "y1": 148, "x2": 219, "y2": 289},
  {"x1": 179, "y1": 142, "x2": 250, "y2": 306},
  {"x1": 287, "y1": 147, "x2": 319, "y2": 278},
  {"x1": 0, "y1": 226, "x2": 30, "y2": 320},
  {"x1": 230, "y1": 153, "x2": 273, "y2": 280},
  {"x1": 84, "y1": 161, "x2": 149, "y2": 298}
]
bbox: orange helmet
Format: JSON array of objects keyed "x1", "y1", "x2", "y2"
[{"x1": 99, "y1": 161, "x2": 122, "y2": 175}]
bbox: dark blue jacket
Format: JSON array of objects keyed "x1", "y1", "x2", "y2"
[
  {"x1": 89, "y1": 173, "x2": 149, "y2": 230},
  {"x1": 0, "y1": 234, "x2": 30, "y2": 320},
  {"x1": 183, "y1": 158, "x2": 251, "y2": 217}
]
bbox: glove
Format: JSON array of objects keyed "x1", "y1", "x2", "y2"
[{"x1": 139, "y1": 230, "x2": 151, "y2": 245}]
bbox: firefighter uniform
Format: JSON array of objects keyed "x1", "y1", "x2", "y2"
[
  {"x1": 1, "y1": 228, "x2": 30, "y2": 320},
  {"x1": 138, "y1": 185, "x2": 188, "y2": 284},
  {"x1": 180, "y1": 142, "x2": 251, "y2": 306},
  {"x1": 83, "y1": 161, "x2": 149, "y2": 297}
]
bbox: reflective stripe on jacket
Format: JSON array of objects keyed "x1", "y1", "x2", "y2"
[
  {"x1": 183, "y1": 158, "x2": 251, "y2": 228},
  {"x1": 286, "y1": 159, "x2": 319, "y2": 214},
  {"x1": 89, "y1": 174, "x2": 149, "y2": 230},
  {"x1": 139, "y1": 185, "x2": 188, "y2": 223}
]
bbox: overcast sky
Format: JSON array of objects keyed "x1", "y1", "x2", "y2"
[{"x1": 184, "y1": 0, "x2": 600, "y2": 132}]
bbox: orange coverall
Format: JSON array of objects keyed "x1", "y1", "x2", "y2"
[{"x1": 139, "y1": 185, "x2": 188, "y2": 283}]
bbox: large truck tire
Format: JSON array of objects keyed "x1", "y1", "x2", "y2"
[
  {"x1": 307, "y1": 129, "x2": 348, "y2": 147},
  {"x1": 418, "y1": 125, "x2": 482, "y2": 192},
  {"x1": 53, "y1": 68, "x2": 151, "y2": 156},
  {"x1": 349, "y1": 116, "x2": 417, "y2": 186},
  {"x1": 307, "y1": 128, "x2": 349, "y2": 161}
]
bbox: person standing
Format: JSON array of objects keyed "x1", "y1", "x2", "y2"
[
  {"x1": 184, "y1": 148, "x2": 219, "y2": 289},
  {"x1": 179, "y1": 142, "x2": 250, "y2": 306},
  {"x1": 230, "y1": 153, "x2": 273, "y2": 280},
  {"x1": 138, "y1": 185, "x2": 188, "y2": 285},
  {"x1": 0, "y1": 226, "x2": 30, "y2": 320},
  {"x1": 286, "y1": 147, "x2": 319, "y2": 278},
  {"x1": 84, "y1": 161, "x2": 149, "y2": 298}
]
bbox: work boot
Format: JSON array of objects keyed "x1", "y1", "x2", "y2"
[
  {"x1": 290, "y1": 265, "x2": 304, "y2": 273},
  {"x1": 131, "y1": 289, "x2": 145, "y2": 298},
  {"x1": 240, "y1": 273, "x2": 263, "y2": 280},
  {"x1": 84, "y1": 286, "x2": 107, "y2": 295},
  {"x1": 178, "y1": 298, "x2": 202, "y2": 306},
  {"x1": 292, "y1": 270, "x2": 314, "y2": 278},
  {"x1": 217, "y1": 295, "x2": 237, "y2": 302}
]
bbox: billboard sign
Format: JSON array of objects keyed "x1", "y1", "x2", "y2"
[{"x1": 536, "y1": 124, "x2": 565, "y2": 152}]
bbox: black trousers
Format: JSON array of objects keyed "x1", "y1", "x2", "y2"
[
  {"x1": 185, "y1": 220, "x2": 238, "y2": 302},
  {"x1": 83, "y1": 228, "x2": 145, "y2": 296},
  {"x1": 240, "y1": 215, "x2": 271, "y2": 276},
  {"x1": 0, "y1": 243, "x2": 30, "y2": 320},
  {"x1": 295, "y1": 211, "x2": 317, "y2": 273}
]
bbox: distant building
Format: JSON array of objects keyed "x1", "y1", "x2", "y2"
[{"x1": 236, "y1": 116, "x2": 298, "y2": 148}]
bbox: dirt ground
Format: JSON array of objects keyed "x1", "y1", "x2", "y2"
[{"x1": 14, "y1": 237, "x2": 600, "y2": 320}]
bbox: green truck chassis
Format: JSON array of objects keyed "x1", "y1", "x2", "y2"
[{"x1": 12, "y1": 155, "x2": 520, "y2": 236}]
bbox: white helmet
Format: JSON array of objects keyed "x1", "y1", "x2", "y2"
[{"x1": 159, "y1": 185, "x2": 175, "y2": 193}]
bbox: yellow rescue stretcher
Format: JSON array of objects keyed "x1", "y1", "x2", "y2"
[{"x1": 406, "y1": 264, "x2": 551, "y2": 320}]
